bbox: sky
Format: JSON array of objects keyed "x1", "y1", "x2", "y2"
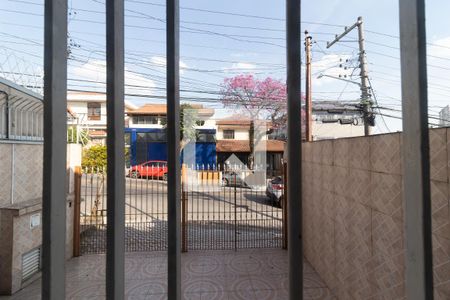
[{"x1": 1, "y1": 0, "x2": 450, "y2": 134}]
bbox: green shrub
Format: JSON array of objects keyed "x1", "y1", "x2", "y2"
[
  {"x1": 82, "y1": 145, "x2": 107, "y2": 170},
  {"x1": 82, "y1": 145, "x2": 130, "y2": 171}
]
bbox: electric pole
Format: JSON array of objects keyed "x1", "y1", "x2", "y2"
[
  {"x1": 326, "y1": 16, "x2": 374, "y2": 136},
  {"x1": 305, "y1": 31, "x2": 313, "y2": 142}
]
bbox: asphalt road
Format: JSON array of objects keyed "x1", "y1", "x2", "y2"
[{"x1": 79, "y1": 175, "x2": 283, "y2": 253}]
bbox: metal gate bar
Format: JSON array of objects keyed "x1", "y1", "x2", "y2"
[
  {"x1": 105, "y1": 0, "x2": 126, "y2": 297},
  {"x1": 399, "y1": 0, "x2": 433, "y2": 298},
  {"x1": 286, "y1": 0, "x2": 303, "y2": 299},
  {"x1": 42, "y1": 0, "x2": 68, "y2": 298}
]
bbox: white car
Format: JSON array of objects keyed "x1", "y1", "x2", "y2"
[{"x1": 266, "y1": 176, "x2": 284, "y2": 208}]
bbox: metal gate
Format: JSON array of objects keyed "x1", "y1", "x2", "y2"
[{"x1": 78, "y1": 164, "x2": 284, "y2": 254}]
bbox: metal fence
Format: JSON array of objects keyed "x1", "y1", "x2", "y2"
[
  {"x1": 0, "y1": 78, "x2": 44, "y2": 141},
  {"x1": 79, "y1": 164, "x2": 285, "y2": 254}
]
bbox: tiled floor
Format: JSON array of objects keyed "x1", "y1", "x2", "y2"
[{"x1": 4, "y1": 249, "x2": 334, "y2": 299}]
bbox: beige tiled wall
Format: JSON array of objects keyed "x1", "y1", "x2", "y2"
[
  {"x1": 0, "y1": 143, "x2": 43, "y2": 207},
  {"x1": 0, "y1": 142, "x2": 76, "y2": 295},
  {"x1": 0, "y1": 144, "x2": 13, "y2": 207},
  {"x1": 302, "y1": 128, "x2": 450, "y2": 299}
]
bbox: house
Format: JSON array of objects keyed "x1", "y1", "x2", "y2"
[
  {"x1": 311, "y1": 101, "x2": 365, "y2": 139},
  {"x1": 439, "y1": 105, "x2": 450, "y2": 127},
  {"x1": 269, "y1": 101, "x2": 366, "y2": 141},
  {"x1": 125, "y1": 103, "x2": 216, "y2": 166},
  {"x1": 215, "y1": 117, "x2": 285, "y2": 175},
  {"x1": 67, "y1": 91, "x2": 138, "y2": 144}
]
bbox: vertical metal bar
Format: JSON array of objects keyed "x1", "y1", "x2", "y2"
[
  {"x1": 286, "y1": 0, "x2": 303, "y2": 299},
  {"x1": 201, "y1": 165, "x2": 205, "y2": 250},
  {"x1": 73, "y1": 166, "x2": 82, "y2": 257},
  {"x1": 182, "y1": 190, "x2": 187, "y2": 252},
  {"x1": 167, "y1": 0, "x2": 181, "y2": 297},
  {"x1": 181, "y1": 164, "x2": 187, "y2": 252},
  {"x1": 42, "y1": 0, "x2": 67, "y2": 298},
  {"x1": 105, "y1": 0, "x2": 125, "y2": 297},
  {"x1": 399, "y1": 0, "x2": 433, "y2": 299},
  {"x1": 282, "y1": 162, "x2": 288, "y2": 250},
  {"x1": 234, "y1": 173, "x2": 237, "y2": 252}
]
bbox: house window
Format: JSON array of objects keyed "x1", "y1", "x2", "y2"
[
  {"x1": 223, "y1": 130, "x2": 234, "y2": 139},
  {"x1": 132, "y1": 116, "x2": 159, "y2": 124},
  {"x1": 87, "y1": 102, "x2": 101, "y2": 120}
]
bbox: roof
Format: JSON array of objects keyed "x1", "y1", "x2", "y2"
[
  {"x1": 216, "y1": 116, "x2": 272, "y2": 128},
  {"x1": 216, "y1": 139, "x2": 285, "y2": 153},
  {"x1": 126, "y1": 103, "x2": 214, "y2": 117},
  {"x1": 216, "y1": 120, "x2": 252, "y2": 126},
  {"x1": 126, "y1": 104, "x2": 167, "y2": 115}
]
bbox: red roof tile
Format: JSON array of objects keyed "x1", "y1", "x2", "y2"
[{"x1": 216, "y1": 140, "x2": 285, "y2": 153}]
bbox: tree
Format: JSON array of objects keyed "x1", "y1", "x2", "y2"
[
  {"x1": 220, "y1": 75, "x2": 287, "y2": 167},
  {"x1": 161, "y1": 103, "x2": 199, "y2": 151}
]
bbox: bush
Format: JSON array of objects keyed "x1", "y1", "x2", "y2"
[
  {"x1": 82, "y1": 145, "x2": 130, "y2": 171},
  {"x1": 82, "y1": 145, "x2": 107, "y2": 170}
]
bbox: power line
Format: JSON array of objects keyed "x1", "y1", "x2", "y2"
[
  {"x1": 6, "y1": 0, "x2": 450, "y2": 52},
  {"x1": 8, "y1": 0, "x2": 289, "y2": 34},
  {"x1": 124, "y1": 0, "x2": 345, "y2": 28},
  {"x1": 0, "y1": 21, "x2": 287, "y2": 56},
  {"x1": 368, "y1": 77, "x2": 390, "y2": 132},
  {"x1": 1, "y1": 8, "x2": 285, "y2": 48},
  {"x1": 373, "y1": 112, "x2": 442, "y2": 127},
  {"x1": 319, "y1": 41, "x2": 450, "y2": 72}
]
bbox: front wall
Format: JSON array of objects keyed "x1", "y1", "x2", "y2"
[
  {"x1": 11, "y1": 212, "x2": 42, "y2": 293},
  {"x1": 302, "y1": 128, "x2": 450, "y2": 299},
  {"x1": 0, "y1": 144, "x2": 12, "y2": 207},
  {"x1": 0, "y1": 143, "x2": 43, "y2": 207},
  {"x1": 12, "y1": 144, "x2": 43, "y2": 203}
]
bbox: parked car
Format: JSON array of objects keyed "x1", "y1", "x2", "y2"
[
  {"x1": 221, "y1": 170, "x2": 248, "y2": 187},
  {"x1": 266, "y1": 176, "x2": 284, "y2": 207},
  {"x1": 129, "y1": 160, "x2": 168, "y2": 180}
]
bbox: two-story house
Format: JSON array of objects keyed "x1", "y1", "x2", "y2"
[
  {"x1": 215, "y1": 117, "x2": 285, "y2": 175},
  {"x1": 67, "y1": 91, "x2": 137, "y2": 144}
]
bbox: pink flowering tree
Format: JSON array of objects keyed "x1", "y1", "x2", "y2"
[
  {"x1": 220, "y1": 75, "x2": 288, "y2": 167},
  {"x1": 221, "y1": 75, "x2": 287, "y2": 125}
]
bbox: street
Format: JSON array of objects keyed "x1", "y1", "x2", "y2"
[{"x1": 79, "y1": 175, "x2": 283, "y2": 253}]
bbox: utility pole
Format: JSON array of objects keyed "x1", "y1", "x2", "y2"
[
  {"x1": 304, "y1": 31, "x2": 313, "y2": 142},
  {"x1": 326, "y1": 16, "x2": 374, "y2": 136}
]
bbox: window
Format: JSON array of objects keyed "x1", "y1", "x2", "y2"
[
  {"x1": 132, "y1": 115, "x2": 159, "y2": 124},
  {"x1": 223, "y1": 130, "x2": 234, "y2": 139},
  {"x1": 87, "y1": 102, "x2": 101, "y2": 120},
  {"x1": 197, "y1": 131, "x2": 216, "y2": 143}
]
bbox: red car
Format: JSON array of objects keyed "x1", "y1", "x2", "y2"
[{"x1": 129, "y1": 160, "x2": 168, "y2": 180}]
